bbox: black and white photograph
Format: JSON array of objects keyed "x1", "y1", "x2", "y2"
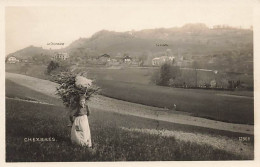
[{"x1": 3, "y1": 0, "x2": 259, "y2": 163}]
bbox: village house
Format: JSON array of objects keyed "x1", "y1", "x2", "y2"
[
  {"x1": 97, "y1": 54, "x2": 110, "y2": 63},
  {"x1": 19, "y1": 57, "x2": 29, "y2": 63},
  {"x1": 107, "y1": 59, "x2": 120, "y2": 66},
  {"x1": 114, "y1": 55, "x2": 124, "y2": 63},
  {"x1": 129, "y1": 58, "x2": 141, "y2": 66},
  {"x1": 152, "y1": 56, "x2": 175, "y2": 66},
  {"x1": 52, "y1": 52, "x2": 69, "y2": 61},
  {"x1": 130, "y1": 61, "x2": 140, "y2": 66},
  {"x1": 7, "y1": 56, "x2": 19, "y2": 64},
  {"x1": 122, "y1": 55, "x2": 132, "y2": 63}
]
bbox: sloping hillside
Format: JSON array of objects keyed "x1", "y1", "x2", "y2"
[
  {"x1": 7, "y1": 23, "x2": 253, "y2": 60},
  {"x1": 6, "y1": 24, "x2": 253, "y2": 74},
  {"x1": 65, "y1": 23, "x2": 253, "y2": 57},
  {"x1": 7, "y1": 45, "x2": 52, "y2": 59}
]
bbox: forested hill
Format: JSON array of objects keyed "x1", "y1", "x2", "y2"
[
  {"x1": 7, "y1": 23, "x2": 253, "y2": 64},
  {"x1": 65, "y1": 23, "x2": 253, "y2": 57}
]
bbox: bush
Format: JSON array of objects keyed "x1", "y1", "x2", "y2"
[
  {"x1": 47, "y1": 61, "x2": 59, "y2": 74},
  {"x1": 157, "y1": 63, "x2": 181, "y2": 86}
]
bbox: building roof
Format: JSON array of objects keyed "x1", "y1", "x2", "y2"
[
  {"x1": 152, "y1": 57, "x2": 160, "y2": 60},
  {"x1": 152, "y1": 56, "x2": 175, "y2": 60},
  {"x1": 98, "y1": 54, "x2": 110, "y2": 59},
  {"x1": 8, "y1": 56, "x2": 17, "y2": 59},
  {"x1": 54, "y1": 52, "x2": 68, "y2": 55},
  {"x1": 123, "y1": 55, "x2": 132, "y2": 59}
]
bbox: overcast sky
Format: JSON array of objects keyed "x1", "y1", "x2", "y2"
[{"x1": 5, "y1": 0, "x2": 256, "y2": 55}]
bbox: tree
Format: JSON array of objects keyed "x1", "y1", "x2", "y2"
[
  {"x1": 47, "y1": 61, "x2": 59, "y2": 74},
  {"x1": 158, "y1": 63, "x2": 180, "y2": 86},
  {"x1": 138, "y1": 52, "x2": 148, "y2": 66},
  {"x1": 33, "y1": 54, "x2": 51, "y2": 64},
  {"x1": 159, "y1": 63, "x2": 171, "y2": 86}
]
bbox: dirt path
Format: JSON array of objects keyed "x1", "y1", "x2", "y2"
[{"x1": 6, "y1": 72, "x2": 253, "y2": 135}]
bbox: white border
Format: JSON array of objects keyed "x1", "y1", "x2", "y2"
[{"x1": 1, "y1": 0, "x2": 259, "y2": 166}]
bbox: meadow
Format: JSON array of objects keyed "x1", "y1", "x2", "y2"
[
  {"x1": 5, "y1": 63, "x2": 50, "y2": 80},
  {"x1": 6, "y1": 64, "x2": 254, "y2": 124},
  {"x1": 96, "y1": 79, "x2": 253, "y2": 124},
  {"x1": 6, "y1": 80, "x2": 252, "y2": 161}
]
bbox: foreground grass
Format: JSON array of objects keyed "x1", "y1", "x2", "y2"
[{"x1": 6, "y1": 98, "x2": 250, "y2": 162}]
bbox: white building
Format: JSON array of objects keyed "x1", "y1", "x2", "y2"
[
  {"x1": 152, "y1": 56, "x2": 175, "y2": 66},
  {"x1": 53, "y1": 52, "x2": 69, "y2": 61},
  {"x1": 7, "y1": 57, "x2": 19, "y2": 64},
  {"x1": 122, "y1": 55, "x2": 132, "y2": 63}
]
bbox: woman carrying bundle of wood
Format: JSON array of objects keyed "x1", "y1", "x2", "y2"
[
  {"x1": 69, "y1": 95, "x2": 92, "y2": 147},
  {"x1": 53, "y1": 72, "x2": 99, "y2": 148}
]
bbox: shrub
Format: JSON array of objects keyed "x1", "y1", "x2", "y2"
[
  {"x1": 47, "y1": 61, "x2": 59, "y2": 74},
  {"x1": 157, "y1": 63, "x2": 181, "y2": 86}
]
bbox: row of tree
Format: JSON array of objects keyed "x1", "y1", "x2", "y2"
[{"x1": 152, "y1": 62, "x2": 251, "y2": 90}]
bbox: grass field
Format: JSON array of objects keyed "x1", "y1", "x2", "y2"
[
  {"x1": 96, "y1": 79, "x2": 254, "y2": 124},
  {"x1": 6, "y1": 99, "x2": 250, "y2": 161},
  {"x1": 86, "y1": 67, "x2": 155, "y2": 85},
  {"x1": 6, "y1": 63, "x2": 50, "y2": 80},
  {"x1": 6, "y1": 79, "x2": 62, "y2": 106},
  {"x1": 85, "y1": 66, "x2": 254, "y2": 89},
  {"x1": 5, "y1": 79, "x2": 253, "y2": 161},
  {"x1": 6, "y1": 65, "x2": 254, "y2": 124}
]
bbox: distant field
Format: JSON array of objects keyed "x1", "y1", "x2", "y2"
[
  {"x1": 85, "y1": 67, "x2": 156, "y2": 85},
  {"x1": 5, "y1": 63, "x2": 50, "y2": 80},
  {"x1": 5, "y1": 64, "x2": 156, "y2": 85},
  {"x1": 6, "y1": 63, "x2": 253, "y2": 88},
  {"x1": 85, "y1": 67, "x2": 254, "y2": 88},
  {"x1": 96, "y1": 79, "x2": 254, "y2": 124}
]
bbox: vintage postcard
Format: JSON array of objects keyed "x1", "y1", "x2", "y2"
[{"x1": 2, "y1": 0, "x2": 260, "y2": 166}]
